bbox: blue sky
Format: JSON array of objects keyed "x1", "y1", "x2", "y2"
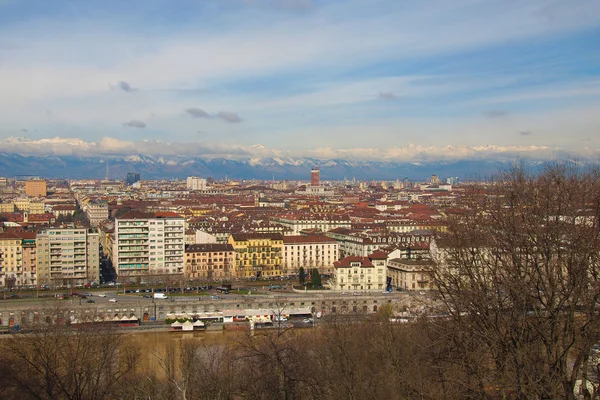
[{"x1": 1, "y1": 0, "x2": 599, "y2": 161}]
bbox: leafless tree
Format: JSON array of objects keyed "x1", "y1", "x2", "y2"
[
  {"x1": 432, "y1": 162, "x2": 600, "y2": 399},
  {"x1": 0, "y1": 324, "x2": 140, "y2": 400}
]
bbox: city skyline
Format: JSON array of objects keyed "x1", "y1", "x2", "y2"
[{"x1": 1, "y1": 0, "x2": 600, "y2": 162}]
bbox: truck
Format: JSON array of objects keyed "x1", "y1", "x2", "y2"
[{"x1": 153, "y1": 293, "x2": 168, "y2": 299}]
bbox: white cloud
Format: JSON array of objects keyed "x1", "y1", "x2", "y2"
[{"x1": 0, "y1": 136, "x2": 595, "y2": 162}]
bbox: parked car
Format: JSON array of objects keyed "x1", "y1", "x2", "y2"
[{"x1": 108, "y1": 298, "x2": 117, "y2": 302}]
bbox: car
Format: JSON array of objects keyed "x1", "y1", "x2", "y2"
[
  {"x1": 86, "y1": 299, "x2": 95, "y2": 303},
  {"x1": 98, "y1": 293, "x2": 107, "y2": 297},
  {"x1": 108, "y1": 298, "x2": 117, "y2": 302},
  {"x1": 419, "y1": 291, "x2": 426, "y2": 295},
  {"x1": 143, "y1": 294, "x2": 152, "y2": 298},
  {"x1": 353, "y1": 292, "x2": 361, "y2": 296},
  {"x1": 382, "y1": 291, "x2": 391, "y2": 294},
  {"x1": 302, "y1": 318, "x2": 314, "y2": 323},
  {"x1": 83, "y1": 292, "x2": 93, "y2": 297}
]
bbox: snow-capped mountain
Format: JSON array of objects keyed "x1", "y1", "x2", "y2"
[{"x1": 0, "y1": 153, "x2": 549, "y2": 180}]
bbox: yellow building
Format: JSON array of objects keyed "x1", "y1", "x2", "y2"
[
  {"x1": 12, "y1": 197, "x2": 45, "y2": 214},
  {"x1": 0, "y1": 233, "x2": 24, "y2": 287},
  {"x1": 25, "y1": 180, "x2": 47, "y2": 197},
  {"x1": 0, "y1": 202, "x2": 15, "y2": 213},
  {"x1": 228, "y1": 233, "x2": 283, "y2": 279}
]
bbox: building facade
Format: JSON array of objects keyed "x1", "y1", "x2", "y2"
[
  {"x1": 228, "y1": 233, "x2": 283, "y2": 279},
  {"x1": 283, "y1": 235, "x2": 338, "y2": 275},
  {"x1": 86, "y1": 201, "x2": 109, "y2": 227},
  {"x1": 332, "y1": 251, "x2": 388, "y2": 292},
  {"x1": 114, "y1": 211, "x2": 185, "y2": 279},
  {"x1": 387, "y1": 258, "x2": 434, "y2": 291},
  {"x1": 0, "y1": 233, "x2": 24, "y2": 286},
  {"x1": 25, "y1": 180, "x2": 47, "y2": 197},
  {"x1": 186, "y1": 176, "x2": 207, "y2": 191},
  {"x1": 184, "y1": 243, "x2": 235, "y2": 280},
  {"x1": 36, "y1": 228, "x2": 100, "y2": 286}
]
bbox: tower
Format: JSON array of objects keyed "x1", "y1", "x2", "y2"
[
  {"x1": 104, "y1": 163, "x2": 110, "y2": 182},
  {"x1": 311, "y1": 166, "x2": 320, "y2": 186}
]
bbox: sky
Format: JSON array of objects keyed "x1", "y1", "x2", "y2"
[{"x1": 1, "y1": 0, "x2": 599, "y2": 161}]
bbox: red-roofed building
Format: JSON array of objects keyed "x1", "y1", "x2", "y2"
[{"x1": 332, "y1": 252, "x2": 388, "y2": 292}]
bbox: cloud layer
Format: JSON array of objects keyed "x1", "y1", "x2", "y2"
[
  {"x1": 0, "y1": 0, "x2": 599, "y2": 154},
  {"x1": 1, "y1": 136, "x2": 594, "y2": 162}
]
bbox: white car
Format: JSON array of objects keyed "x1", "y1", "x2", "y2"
[
  {"x1": 98, "y1": 293, "x2": 107, "y2": 297},
  {"x1": 108, "y1": 298, "x2": 117, "y2": 302}
]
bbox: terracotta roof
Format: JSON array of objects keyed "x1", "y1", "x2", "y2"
[
  {"x1": 369, "y1": 250, "x2": 389, "y2": 259},
  {"x1": 230, "y1": 232, "x2": 283, "y2": 241},
  {"x1": 334, "y1": 256, "x2": 374, "y2": 268},
  {"x1": 283, "y1": 235, "x2": 337, "y2": 244}
]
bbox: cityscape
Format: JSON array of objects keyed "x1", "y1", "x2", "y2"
[{"x1": 1, "y1": 0, "x2": 600, "y2": 399}]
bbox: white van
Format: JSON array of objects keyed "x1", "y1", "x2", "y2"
[{"x1": 153, "y1": 293, "x2": 168, "y2": 299}]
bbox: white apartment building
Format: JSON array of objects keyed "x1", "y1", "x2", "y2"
[
  {"x1": 86, "y1": 201, "x2": 109, "y2": 227},
  {"x1": 186, "y1": 176, "x2": 207, "y2": 191},
  {"x1": 36, "y1": 228, "x2": 100, "y2": 286},
  {"x1": 114, "y1": 211, "x2": 185, "y2": 279},
  {"x1": 331, "y1": 251, "x2": 388, "y2": 292},
  {"x1": 283, "y1": 235, "x2": 339, "y2": 275}
]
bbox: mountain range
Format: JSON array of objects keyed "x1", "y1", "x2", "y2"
[{"x1": 0, "y1": 152, "x2": 543, "y2": 181}]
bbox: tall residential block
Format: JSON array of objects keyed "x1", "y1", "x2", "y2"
[
  {"x1": 25, "y1": 179, "x2": 47, "y2": 197},
  {"x1": 186, "y1": 176, "x2": 207, "y2": 191},
  {"x1": 114, "y1": 211, "x2": 185, "y2": 279},
  {"x1": 36, "y1": 228, "x2": 100, "y2": 286}
]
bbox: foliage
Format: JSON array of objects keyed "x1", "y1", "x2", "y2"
[
  {"x1": 298, "y1": 267, "x2": 305, "y2": 286},
  {"x1": 310, "y1": 268, "x2": 321, "y2": 288}
]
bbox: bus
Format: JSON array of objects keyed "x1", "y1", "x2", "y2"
[{"x1": 216, "y1": 287, "x2": 230, "y2": 294}]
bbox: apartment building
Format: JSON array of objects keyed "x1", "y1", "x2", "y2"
[
  {"x1": 86, "y1": 201, "x2": 109, "y2": 227},
  {"x1": 25, "y1": 179, "x2": 47, "y2": 197},
  {"x1": 0, "y1": 233, "x2": 24, "y2": 286},
  {"x1": 186, "y1": 176, "x2": 207, "y2": 191},
  {"x1": 36, "y1": 228, "x2": 100, "y2": 286},
  {"x1": 228, "y1": 233, "x2": 283, "y2": 279},
  {"x1": 331, "y1": 251, "x2": 388, "y2": 292},
  {"x1": 184, "y1": 243, "x2": 235, "y2": 280},
  {"x1": 283, "y1": 235, "x2": 338, "y2": 275},
  {"x1": 13, "y1": 197, "x2": 45, "y2": 214},
  {"x1": 114, "y1": 211, "x2": 185, "y2": 279},
  {"x1": 387, "y1": 258, "x2": 435, "y2": 291}
]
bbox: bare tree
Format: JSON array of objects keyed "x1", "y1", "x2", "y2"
[
  {"x1": 0, "y1": 324, "x2": 140, "y2": 400},
  {"x1": 432, "y1": 162, "x2": 600, "y2": 399}
]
